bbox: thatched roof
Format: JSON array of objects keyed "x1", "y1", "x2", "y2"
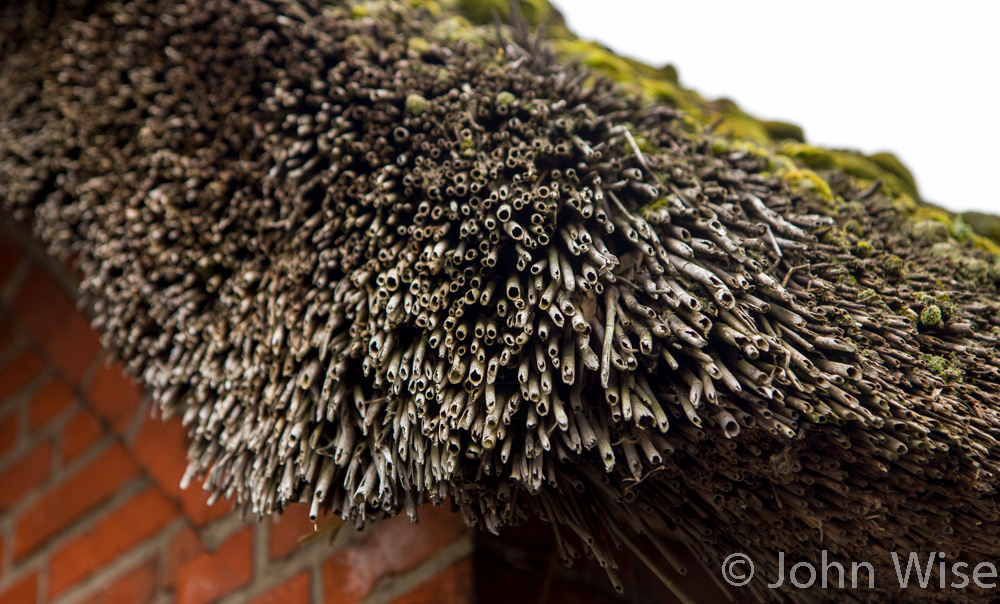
[{"x1": 3, "y1": 1, "x2": 1000, "y2": 601}]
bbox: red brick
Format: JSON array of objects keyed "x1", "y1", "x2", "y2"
[
  {"x1": 12, "y1": 267, "x2": 101, "y2": 383},
  {"x1": 0, "y1": 240, "x2": 23, "y2": 286},
  {"x1": 163, "y1": 527, "x2": 206, "y2": 590},
  {"x1": 14, "y1": 444, "x2": 141, "y2": 559},
  {"x1": 0, "y1": 571, "x2": 37, "y2": 604},
  {"x1": 176, "y1": 527, "x2": 253, "y2": 604},
  {"x1": 62, "y1": 410, "x2": 105, "y2": 461},
  {"x1": 0, "y1": 315, "x2": 19, "y2": 355},
  {"x1": 248, "y1": 572, "x2": 310, "y2": 604},
  {"x1": 77, "y1": 560, "x2": 157, "y2": 604},
  {"x1": 0, "y1": 349, "x2": 45, "y2": 403},
  {"x1": 86, "y1": 362, "x2": 142, "y2": 434},
  {"x1": 62, "y1": 252, "x2": 82, "y2": 282},
  {"x1": 322, "y1": 505, "x2": 467, "y2": 603},
  {"x1": 0, "y1": 412, "x2": 18, "y2": 458},
  {"x1": 131, "y1": 414, "x2": 229, "y2": 525},
  {"x1": 49, "y1": 488, "x2": 178, "y2": 598},
  {"x1": 0, "y1": 441, "x2": 51, "y2": 512},
  {"x1": 269, "y1": 503, "x2": 317, "y2": 559},
  {"x1": 172, "y1": 471, "x2": 231, "y2": 528},
  {"x1": 388, "y1": 558, "x2": 472, "y2": 604},
  {"x1": 28, "y1": 379, "x2": 75, "y2": 431}
]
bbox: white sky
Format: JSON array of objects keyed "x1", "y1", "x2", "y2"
[{"x1": 552, "y1": 0, "x2": 1000, "y2": 215}]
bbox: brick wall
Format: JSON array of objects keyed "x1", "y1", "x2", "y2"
[
  {"x1": 0, "y1": 219, "x2": 709, "y2": 604},
  {"x1": 0, "y1": 221, "x2": 474, "y2": 604}
]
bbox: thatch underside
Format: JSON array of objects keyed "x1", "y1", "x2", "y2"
[{"x1": 3, "y1": 1, "x2": 1000, "y2": 602}]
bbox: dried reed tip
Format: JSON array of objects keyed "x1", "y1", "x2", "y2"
[{"x1": 3, "y1": 1, "x2": 1000, "y2": 602}]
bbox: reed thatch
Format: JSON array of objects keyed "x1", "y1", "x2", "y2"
[{"x1": 3, "y1": 1, "x2": 1000, "y2": 601}]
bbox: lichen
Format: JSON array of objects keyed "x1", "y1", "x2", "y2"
[
  {"x1": 928, "y1": 242, "x2": 995, "y2": 283},
  {"x1": 911, "y1": 219, "x2": 950, "y2": 244}
]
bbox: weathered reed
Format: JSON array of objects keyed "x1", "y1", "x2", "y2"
[{"x1": 4, "y1": 1, "x2": 1000, "y2": 602}]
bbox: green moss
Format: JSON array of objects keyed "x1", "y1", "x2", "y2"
[
  {"x1": 631, "y1": 60, "x2": 679, "y2": 86},
  {"x1": 553, "y1": 39, "x2": 636, "y2": 83},
  {"x1": 407, "y1": 36, "x2": 431, "y2": 55},
  {"x1": 837, "y1": 272, "x2": 858, "y2": 287},
  {"x1": 405, "y1": 0, "x2": 442, "y2": 15},
  {"x1": 934, "y1": 293, "x2": 957, "y2": 320},
  {"x1": 906, "y1": 205, "x2": 1000, "y2": 255},
  {"x1": 458, "y1": 0, "x2": 989, "y2": 258},
  {"x1": 632, "y1": 133, "x2": 657, "y2": 154},
  {"x1": 836, "y1": 312, "x2": 859, "y2": 328},
  {"x1": 713, "y1": 117, "x2": 770, "y2": 145},
  {"x1": 350, "y1": 4, "x2": 372, "y2": 18},
  {"x1": 407, "y1": 0, "x2": 441, "y2": 17},
  {"x1": 843, "y1": 218, "x2": 863, "y2": 237},
  {"x1": 911, "y1": 205, "x2": 952, "y2": 227},
  {"x1": 868, "y1": 152, "x2": 918, "y2": 196},
  {"x1": 405, "y1": 93, "x2": 427, "y2": 115},
  {"x1": 834, "y1": 152, "x2": 886, "y2": 181},
  {"x1": 921, "y1": 354, "x2": 964, "y2": 381},
  {"x1": 638, "y1": 77, "x2": 686, "y2": 106},
  {"x1": 454, "y1": 0, "x2": 552, "y2": 26},
  {"x1": 855, "y1": 240, "x2": 873, "y2": 258},
  {"x1": 496, "y1": 90, "x2": 516, "y2": 106},
  {"x1": 774, "y1": 142, "x2": 920, "y2": 202},
  {"x1": 919, "y1": 304, "x2": 943, "y2": 326},
  {"x1": 822, "y1": 227, "x2": 849, "y2": 247},
  {"x1": 835, "y1": 151, "x2": 919, "y2": 201},
  {"x1": 963, "y1": 212, "x2": 1000, "y2": 243},
  {"x1": 964, "y1": 229, "x2": 1000, "y2": 256},
  {"x1": 923, "y1": 354, "x2": 948, "y2": 373},
  {"x1": 761, "y1": 120, "x2": 805, "y2": 142},
  {"x1": 450, "y1": 0, "x2": 965, "y2": 249},
  {"x1": 880, "y1": 253, "x2": 907, "y2": 278},
  {"x1": 705, "y1": 99, "x2": 771, "y2": 144},
  {"x1": 430, "y1": 16, "x2": 485, "y2": 43},
  {"x1": 779, "y1": 142, "x2": 838, "y2": 170},
  {"x1": 779, "y1": 167, "x2": 836, "y2": 205},
  {"x1": 715, "y1": 138, "x2": 771, "y2": 159}
]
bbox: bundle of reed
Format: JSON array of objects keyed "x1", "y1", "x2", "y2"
[{"x1": 3, "y1": 1, "x2": 1000, "y2": 601}]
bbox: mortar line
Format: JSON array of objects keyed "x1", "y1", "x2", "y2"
[{"x1": 359, "y1": 534, "x2": 475, "y2": 604}]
